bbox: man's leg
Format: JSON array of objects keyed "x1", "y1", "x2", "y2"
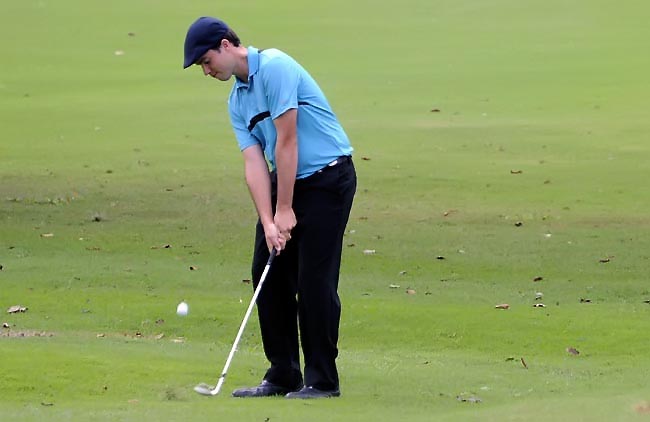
[
  {"x1": 251, "y1": 224, "x2": 303, "y2": 388},
  {"x1": 232, "y1": 223, "x2": 303, "y2": 397},
  {"x1": 292, "y1": 158, "x2": 356, "y2": 392}
]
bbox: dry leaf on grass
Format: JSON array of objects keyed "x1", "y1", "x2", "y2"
[
  {"x1": 456, "y1": 393, "x2": 482, "y2": 403},
  {"x1": 495, "y1": 304, "x2": 510, "y2": 310},
  {"x1": 634, "y1": 402, "x2": 650, "y2": 414},
  {"x1": 566, "y1": 347, "x2": 580, "y2": 356},
  {"x1": 6, "y1": 305, "x2": 28, "y2": 314},
  {"x1": 151, "y1": 244, "x2": 172, "y2": 249}
]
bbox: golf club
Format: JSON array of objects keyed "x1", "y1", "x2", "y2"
[{"x1": 194, "y1": 248, "x2": 277, "y2": 396}]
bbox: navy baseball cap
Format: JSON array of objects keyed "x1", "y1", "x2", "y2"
[{"x1": 183, "y1": 17, "x2": 230, "y2": 69}]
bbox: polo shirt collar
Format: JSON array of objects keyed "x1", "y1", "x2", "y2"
[{"x1": 234, "y1": 46, "x2": 260, "y2": 89}]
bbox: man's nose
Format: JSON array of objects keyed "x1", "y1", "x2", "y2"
[{"x1": 202, "y1": 64, "x2": 211, "y2": 76}]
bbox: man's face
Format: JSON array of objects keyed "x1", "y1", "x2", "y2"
[{"x1": 197, "y1": 46, "x2": 233, "y2": 81}]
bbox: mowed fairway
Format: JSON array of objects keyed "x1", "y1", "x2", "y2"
[{"x1": 1, "y1": 0, "x2": 650, "y2": 420}]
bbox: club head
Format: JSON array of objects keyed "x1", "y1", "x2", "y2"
[{"x1": 194, "y1": 383, "x2": 218, "y2": 396}]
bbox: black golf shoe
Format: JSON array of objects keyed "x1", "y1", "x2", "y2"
[
  {"x1": 232, "y1": 380, "x2": 301, "y2": 398},
  {"x1": 285, "y1": 386, "x2": 340, "y2": 399}
]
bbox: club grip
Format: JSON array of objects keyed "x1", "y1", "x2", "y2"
[{"x1": 267, "y1": 247, "x2": 277, "y2": 265}]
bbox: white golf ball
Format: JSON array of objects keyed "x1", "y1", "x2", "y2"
[{"x1": 176, "y1": 301, "x2": 189, "y2": 316}]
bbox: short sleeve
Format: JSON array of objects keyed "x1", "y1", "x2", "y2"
[
  {"x1": 259, "y1": 57, "x2": 300, "y2": 120},
  {"x1": 229, "y1": 99, "x2": 259, "y2": 151}
]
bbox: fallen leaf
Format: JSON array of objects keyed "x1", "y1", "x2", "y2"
[
  {"x1": 566, "y1": 347, "x2": 580, "y2": 355},
  {"x1": 430, "y1": 108, "x2": 441, "y2": 112},
  {"x1": 406, "y1": 288, "x2": 416, "y2": 295},
  {"x1": 495, "y1": 304, "x2": 510, "y2": 310},
  {"x1": 361, "y1": 157, "x2": 371, "y2": 161},
  {"x1": 510, "y1": 170, "x2": 523, "y2": 174},
  {"x1": 189, "y1": 266, "x2": 198, "y2": 271},
  {"x1": 389, "y1": 284, "x2": 400, "y2": 289},
  {"x1": 599, "y1": 256, "x2": 613, "y2": 263},
  {"x1": 97, "y1": 333, "x2": 105, "y2": 338},
  {"x1": 580, "y1": 298, "x2": 592, "y2": 303},
  {"x1": 520, "y1": 357, "x2": 528, "y2": 369},
  {"x1": 443, "y1": 209, "x2": 458, "y2": 217},
  {"x1": 128, "y1": 32, "x2": 136, "y2": 37},
  {"x1": 533, "y1": 303, "x2": 546, "y2": 308},
  {"x1": 533, "y1": 276, "x2": 543, "y2": 282},
  {"x1": 535, "y1": 292, "x2": 544, "y2": 300},
  {"x1": 2, "y1": 322, "x2": 10, "y2": 328},
  {"x1": 456, "y1": 393, "x2": 482, "y2": 403},
  {"x1": 6, "y1": 305, "x2": 28, "y2": 314},
  {"x1": 398, "y1": 270, "x2": 407, "y2": 276},
  {"x1": 151, "y1": 244, "x2": 172, "y2": 249},
  {"x1": 41, "y1": 402, "x2": 54, "y2": 407},
  {"x1": 172, "y1": 337, "x2": 185, "y2": 343},
  {"x1": 436, "y1": 256, "x2": 446, "y2": 260},
  {"x1": 155, "y1": 319, "x2": 165, "y2": 324},
  {"x1": 644, "y1": 300, "x2": 650, "y2": 304},
  {"x1": 514, "y1": 221, "x2": 523, "y2": 227},
  {"x1": 363, "y1": 249, "x2": 376, "y2": 255},
  {"x1": 242, "y1": 279, "x2": 252, "y2": 284},
  {"x1": 114, "y1": 50, "x2": 125, "y2": 56},
  {"x1": 154, "y1": 333, "x2": 165, "y2": 340},
  {"x1": 40, "y1": 233, "x2": 54, "y2": 238},
  {"x1": 634, "y1": 401, "x2": 650, "y2": 414}
]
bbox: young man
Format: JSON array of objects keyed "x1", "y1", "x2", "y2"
[{"x1": 183, "y1": 17, "x2": 356, "y2": 399}]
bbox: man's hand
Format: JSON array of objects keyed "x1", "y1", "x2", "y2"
[
  {"x1": 274, "y1": 207, "x2": 296, "y2": 243},
  {"x1": 262, "y1": 221, "x2": 287, "y2": 254}
]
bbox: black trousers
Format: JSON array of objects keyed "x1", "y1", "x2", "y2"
[{"x1": 251, "y1": 156, "x2": 356, "y2": 391}]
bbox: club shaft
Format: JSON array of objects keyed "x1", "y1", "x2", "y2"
[{"x1": 211, "y1": 248, "x2": 276, "y2": 395}]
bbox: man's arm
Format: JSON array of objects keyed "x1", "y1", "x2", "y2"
[
  {"x1": 243, "y1": 144, "x2": 286, "y2": 253},
  {"x1": 273, "y1": 108, "x2": 298, "y2": 239}
]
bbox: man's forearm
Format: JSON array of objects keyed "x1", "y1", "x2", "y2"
[
  {"x1": 245, "y1": 151, "x2": 274, "y2": 227},
  {"x1": 275, "y1": 133, "x2": 297, "y2": 211}
]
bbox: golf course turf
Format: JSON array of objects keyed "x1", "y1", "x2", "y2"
[{"x1": 2, "y1": 0, "x2": 649, "y2": 420}]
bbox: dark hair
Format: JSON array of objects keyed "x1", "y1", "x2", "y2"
[{"x1": 212, "y1": 29, "x2": 241, "y2": 51}]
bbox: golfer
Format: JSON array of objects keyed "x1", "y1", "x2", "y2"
[{"x1": 183, "y1": 17, "x2": 356, "y2": 399}]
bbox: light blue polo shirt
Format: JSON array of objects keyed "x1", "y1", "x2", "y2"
[{"x1": 228, "y1": 47, "x2": 353, "y2": 179}]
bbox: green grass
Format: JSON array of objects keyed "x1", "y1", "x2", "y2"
[{"x1": 2, "y1": 0, "x2": 650, "y2": 420}]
